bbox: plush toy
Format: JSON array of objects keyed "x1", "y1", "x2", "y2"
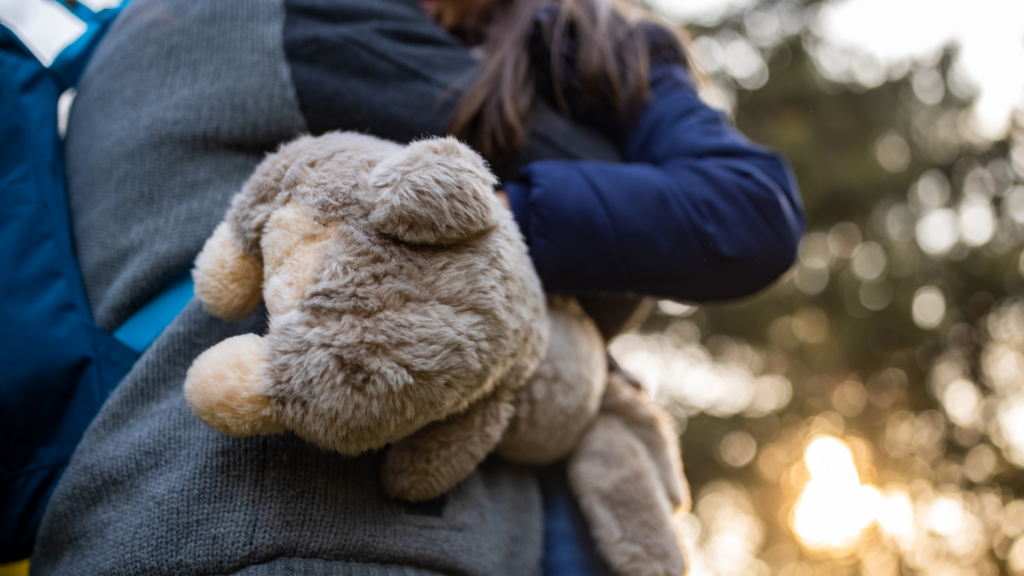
[{"x1": 184, "y1": 131, "x2": 689, "y2": 576}]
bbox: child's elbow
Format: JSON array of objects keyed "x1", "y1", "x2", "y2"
[
  {"x1": 770, "y1": 216, "x2": 803, "y2": 272},
  {"x1": 744, "y1": 170, "x2": 805, "y2": 287},
  {"x1": 745, "y1": 207, "x2": 803, "y2": 293},
  {"x1": 715, "y1": 205, "x2": 803, "y2": 299}
]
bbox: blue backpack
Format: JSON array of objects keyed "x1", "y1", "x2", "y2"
[{"x1": 0, "y1": 1, "x2": 192, "y2": 560}]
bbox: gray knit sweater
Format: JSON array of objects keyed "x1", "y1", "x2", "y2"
[{"x1": 31, "y1": 0, "x2": 618, "y2": 573}]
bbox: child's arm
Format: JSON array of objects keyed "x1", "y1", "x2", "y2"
[{"x1": 504, "y1": 64, "x2": 805, "y2": 302}]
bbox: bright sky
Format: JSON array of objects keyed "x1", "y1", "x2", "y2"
[
  {"x1": 655, "y1": 0, "x2": 1024, "y2": 139},
  {"x1": 818, "y1": 0, "x2": 1024, "y2": 138}
]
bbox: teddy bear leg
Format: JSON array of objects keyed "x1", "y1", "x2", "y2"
[
  {"x1": 497, "y1": 299, "x2": 607, "y2": 465},
  {"x1": 598, "y1": 371, "x2": 690, "y2": 512},
  {"x1": 184, "y1": 333, "x2": 284, "y2": 438},
  {"x1": 192, "y1": 221, "x2": 264, "y2": 321},
  {"x1": 381, "y1": 387, "x2": 515, "y2": 502},
  {"x1": 566, "y1": 374, "x2": 689, "y2": 576},
  {"x1": 567, "y1": 415, "x2": 687, "y2": 576}
]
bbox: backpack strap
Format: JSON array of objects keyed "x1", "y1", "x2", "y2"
[
  {"x1": 113, "y1": 270, "x2": 195, "y2": 353},
  {"x1": 0, "y1": 3, "x2": 133, "y2": 560}
]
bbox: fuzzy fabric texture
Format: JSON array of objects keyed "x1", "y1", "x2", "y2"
[
  {"x1": 382, "y1": 385, "x2": 518, "y2": 502},
  {"x1": 192, "y1": 222, "x2": 264, "y2": 321},
  {"x1": 183, "y1": 333, "x2": 284, "y2": 437},
  {"x1": 188, "y1": 132, "x2": 549, "y2": 462},
  {"x1": 186, "y1": 131, "x2": 689, "y2": 575},
  {"x1": 497, "y1": 296, "x2": 607, "y2": 464},
  {"x1": 39, "y1": 0, "x2": 629, "y2": 569},
  {"x1": 568, "y1": 371, "x2": 691, "y2": 576}
]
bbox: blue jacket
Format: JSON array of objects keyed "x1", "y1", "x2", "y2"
[
  {"x1": 0, "y1": 4, "x2": 135, "y2": 561},
  {"x1": 505, "y1": 62, "x2": 804, "y2": 301},
  {"x1": 285, "y1": 0, "x2": 803, "y2": 303}
]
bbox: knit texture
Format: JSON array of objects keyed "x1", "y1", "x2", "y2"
[
  {"x1": 32, "y1": 304, "x2": 543, "y2": 576},
  {"x1": 36, "y1": 0, "x2": 544, "y2": 572},
  {"x1": 65, "y1": 0, "x2": 308, "y2": 330}
]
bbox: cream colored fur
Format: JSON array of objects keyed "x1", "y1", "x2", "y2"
[
  {"x1": 192, "y1": 222, "x2": 263, "y2": 321},
  {"x1": 261, "y1": 202, "x2": 331, "y2": 316},
  {"x1": 184, "y1": 131, "x2": 688, "y2": 576},
  {"x1": 183, "y1": 334, "x2": 284, "y2": 436}
]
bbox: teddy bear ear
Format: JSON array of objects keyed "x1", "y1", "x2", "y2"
[{"x1": 367, "y1": 137, "x2": 500, "y2": 245}]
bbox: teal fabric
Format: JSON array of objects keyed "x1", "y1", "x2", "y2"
[{"x1": 113, "y1": 270, "x2": 194, "y2": 353}]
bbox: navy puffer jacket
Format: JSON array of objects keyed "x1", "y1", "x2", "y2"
[{"x1": 505, "y1": 13, "x2": 804, "y2": 301}]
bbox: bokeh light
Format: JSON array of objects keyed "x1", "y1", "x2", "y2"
[
  {"x1": 721, "y1": 431, "x2": 758, "y2": 468},
  {"x1": 617, "y1": 2, "x2": 1024, "y2": 575},
  {"x1": 916, "y1": 209, "x2": 959, "y2": 256},
  {"x1": 876, "y1": 133, "x2": 911, "y2": 173},
  {"x1": 851, "y1": 242, "x2": 887, "y2": 281},
  {"x1": 959, "y1": 194, "x2": 996, "y2": 246},
  {"x1": 791, "y1": 436, "x2": 880, "y2": 551},
  {"x1": 610, "y1": 329, "x2": 792, "y2": 420},
  {"x1": 912, "y1": 287, "x2": 946, "y2": 329}
]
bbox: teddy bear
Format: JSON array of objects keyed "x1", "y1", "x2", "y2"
[{"x1": 183, "y1": 131, "x2": 689, "y2": 576}]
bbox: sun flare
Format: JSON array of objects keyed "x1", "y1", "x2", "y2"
[{"x1": 791, "y1": 435, "x2": 881, "y2": 551}]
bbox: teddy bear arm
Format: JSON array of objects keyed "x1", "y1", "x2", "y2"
[
  {"x1": 381, "y1": 386, "x2": 516, "y2": 502},
  {"x1": 600, "y1": 372, "x2": 690, "y2": 511},
  {"x1": 193, "y1": 221, "x2": 264, "y2": 322},
  {"x1": 183, "y1": 334, "x2": 284, "y2": 438},
  {"x1": 567, "y1": 412, "x2": 687, "y2": 576}
]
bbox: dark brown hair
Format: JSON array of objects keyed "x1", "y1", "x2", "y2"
[{"x1": 448, "y1": 0, "x2": 693, "y2": 162}]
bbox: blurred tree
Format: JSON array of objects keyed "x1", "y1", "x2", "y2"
[{"x1": 620, "y1": 1, "x2": 1024, "y2": 574}]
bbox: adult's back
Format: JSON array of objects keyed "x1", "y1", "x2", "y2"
[{"x1": 32, "y1": 0, "x2": 621, "y2": 572}]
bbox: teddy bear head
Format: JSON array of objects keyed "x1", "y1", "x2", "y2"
[{"x1": 184, "y1": 132, "x2": 548, "y2": 455}]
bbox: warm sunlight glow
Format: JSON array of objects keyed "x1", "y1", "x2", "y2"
[
  {"x1": 791, "y1": 436, "x2": 881, "y2": 551},
  {"x1": 876, "y1": 488, "x2": 914, "y2": 538}
]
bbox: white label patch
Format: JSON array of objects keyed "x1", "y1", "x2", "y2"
[{"x1": 0, "y1": 0, "x2": 86, "y2": 67}]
